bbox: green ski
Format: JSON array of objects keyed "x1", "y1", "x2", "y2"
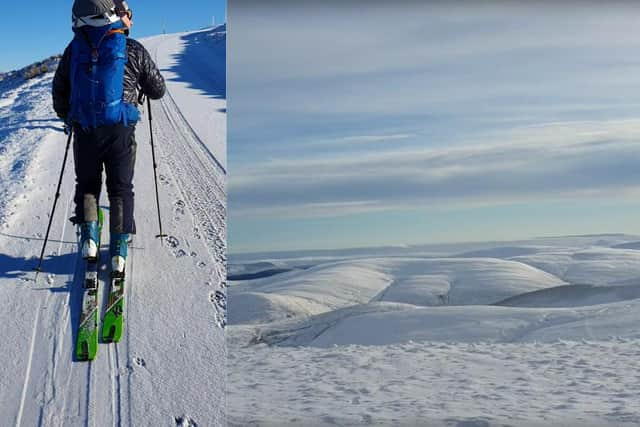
[
  {"x1": 76, "y1": 209, "x2": 104, "y2": 361},
  {"x1": 76, "y1": 262, "x2": 99, "y2": 361},
  {"x1": 102, "y1": 269, "x2": 125, "y2": 343}
]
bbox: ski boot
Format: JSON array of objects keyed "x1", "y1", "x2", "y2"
[
  {"x1": 80, "y1": 221, "x2": 100, "y2": 261},
  {"x1": 110, "y1": 233, "x2": 129, "y2": 274}
]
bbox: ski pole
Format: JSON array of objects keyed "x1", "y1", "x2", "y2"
[
  {"x1": 35, "y1": 126, "x2": 73, "y2": 279},
  {"x1": 147, "y1": 97, "x2": 167, "y2": 242}
]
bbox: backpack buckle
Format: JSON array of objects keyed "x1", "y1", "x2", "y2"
[{"x1": 91, "y1": 49, "x2": 99, "y2": 63}]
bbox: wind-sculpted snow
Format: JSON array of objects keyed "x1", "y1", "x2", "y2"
[
  {"x1": 229, "y1": 292, "x2": 330, "y2": 325},
  {"x1": 254, "y1": 299, "x2": 640, "y2": 347},
  {"x1": 229, "y1": 257, "x2": 566, "y2": 325},
  {"x1": 374, "y1": 257, "x2": 567, "y2": 306},
  {"x1": 230, "y1": 237, "x2": 640, "y2": 426},
  {"x1": 512, "y1": 247, "x2": 640, "y2": 286},
  {"x1": 230, "y1": 260, "x2": 392, "y2": 323},
  {"x1": 0, "y1": 71, "x2": 64, "y2": 227}
]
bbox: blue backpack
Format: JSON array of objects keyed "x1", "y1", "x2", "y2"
[{"x1": 69, "y1": 21, "x2": 139, "y2": 129}]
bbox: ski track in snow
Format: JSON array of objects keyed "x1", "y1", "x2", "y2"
[
  {"x1": 156, "y1": 86, "x2": 227, "y2": 293},
  {"x1": 0, "y1": 27, "x2": 225, "y2": 427}
]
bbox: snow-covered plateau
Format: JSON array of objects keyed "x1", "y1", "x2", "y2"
[
  {"x1": 0, "y1": 26, "x2": 226, "y2": 426},
  {"x1": 229, "y1": 235, "x2": 640, "y2": 426}
]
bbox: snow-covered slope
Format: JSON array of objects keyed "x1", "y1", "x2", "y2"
[
  {"x1": 0, "y1": 26, "x2": 226, "y2": 426},
  {"x1": 143, "y1": 26, "x2": 226, "y2": 169},
  {"x1": 229, "y1": 236, "x2": 640, "y2": 426}
]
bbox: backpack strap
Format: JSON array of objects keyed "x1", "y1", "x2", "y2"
[
  {"x1": 81, "y1": 28, "x2": 99, "y2": 128},
  {"x1": 106, "y1": 28, "x2": 127, "y2": 36},
  {"x1": 104, "y1": 28, "x2": 128, "y2": 125}
]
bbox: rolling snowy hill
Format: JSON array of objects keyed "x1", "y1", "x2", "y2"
[
  {"x1": 228, "y1": 235, "x2": 640, "y2": 426},
  {"x1": 0, "y1": 26, "x2": 226, "y2": 426}
]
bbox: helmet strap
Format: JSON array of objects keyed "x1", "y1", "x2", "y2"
[{"x1": 121, "y1": 14, "x2": 132, "y2": 29}]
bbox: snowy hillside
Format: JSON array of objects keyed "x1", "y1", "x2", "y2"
[
  {"x1": 0, "y1": 26, "x2": 226, "y2": 426},
  {"x1": 228, "y1": 235, "x2": 640, "y2": 426}
]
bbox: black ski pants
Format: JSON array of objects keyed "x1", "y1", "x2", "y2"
[{"x1": 73, "y1": 123, "x2": 137, "y2": 234}]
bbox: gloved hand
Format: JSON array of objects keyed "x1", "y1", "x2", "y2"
[{"x1": 58, "y1": 112, "x2": 71, "y2": 134}]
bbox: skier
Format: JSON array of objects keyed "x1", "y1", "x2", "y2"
[{"x1": 52, "y1": 0, "x2": 166, "y2": 273}]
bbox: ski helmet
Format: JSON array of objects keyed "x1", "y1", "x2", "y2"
[
  {"x1": 72, "y1": 0, "x2": 120, "y2": 28},
  {"x1": 114, "y1": 0, "x2": 133, "y2": 29}
]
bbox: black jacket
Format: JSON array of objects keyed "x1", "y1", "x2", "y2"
[{"x1": 52, "y1": 37, "x2": 166, "y2": 122}]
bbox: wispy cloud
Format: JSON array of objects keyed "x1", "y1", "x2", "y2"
[
  {"x1": 230, "y1": 119, "x2": 640, "y2": 218},
  {"x1": 330, "y1": 134, "x2": 413, "y2": 144},
  {"x1": 297, "y1": 133, "x2": 415, "y2": 149}
]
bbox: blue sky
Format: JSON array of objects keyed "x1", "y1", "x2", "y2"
[
  {"x1": 228, "y1": 2, "x2": 640, "y2": 254},
  {"x1": 0, "y1": 0, "x2": 226, "y2": 72}
]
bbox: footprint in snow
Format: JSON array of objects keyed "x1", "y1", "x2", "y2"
[
  {"x1": 210, "y1": 290, "x2": 226, "y2": 311},
  {"x1": 165, "y1": 236, "x2": 179, "y2": 248},
  {"x1": 446, "y1": 418, "x2": 490, "y2": 427},
  {"x1": 174, "y1": 415, "x2": 197, "y2": 427},
  {"x1": 213, "y1": 311, "x2": 226, "y2": 329},
  {"x1": 193, "y1": 226, "x2": 203, "y2": 237},
  {"x1": 132, "y1": 356, "x2": 146, "y2": 368},
  {"x1": 174, "y1": 200, "x2": 186, "y2": 215},
  {"x1": 210, "y1": 290, "x2": 227, "y2": 329}
]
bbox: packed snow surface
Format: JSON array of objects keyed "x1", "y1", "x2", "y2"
[
  {"x1": 0, "y1": 26, "x2": 226, "y2": 426},
  {"x1": 229, "y1": 235, "x2": 640, "y2": 426}
]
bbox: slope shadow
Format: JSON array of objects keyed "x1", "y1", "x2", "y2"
[
  {"x1": 164, "y1": 25, "x2": 226, "y2": 101},
  {"x1": 228, "y1": 264, "x2": 315, "y2": 281},
  {"x1": 228, "y1": 268, "x2": 293, "y2": 281},
  {"x1": 613, "y1": 241, "x2": 640, "y2": 250},
  {"x1": 494, "y1": 283, "x2": 640, "y2": 308},
  {"x1": 0, "y1": 125, "x2": 64, "y2": 136},
  {"x1": 0, "y1": 252, "x2": 77, "y2": 280}
]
